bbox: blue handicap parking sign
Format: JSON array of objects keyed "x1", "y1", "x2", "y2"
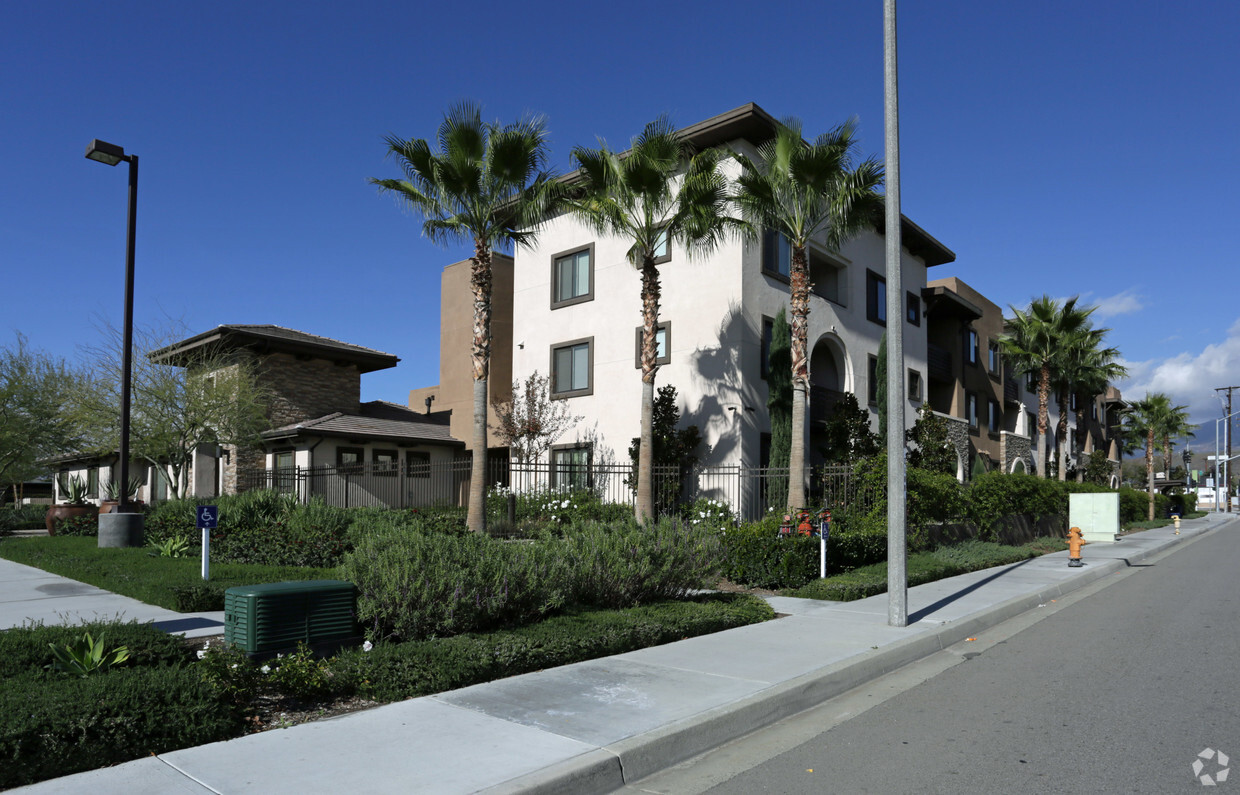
[{"x1": 197, "y1": 506, "x2": 218, "y2": 529}]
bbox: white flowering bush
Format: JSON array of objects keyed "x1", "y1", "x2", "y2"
[{"x1": 681, "y1": 497, "x2": 735, "y2": 531}]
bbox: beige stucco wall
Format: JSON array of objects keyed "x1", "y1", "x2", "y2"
[{"x1": 409, "y1": 253, "x2": 513, "y2": 452}]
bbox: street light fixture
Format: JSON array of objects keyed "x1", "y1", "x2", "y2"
[{"x1": 85, "y1": 138, "x2": 143, "y2": 546}]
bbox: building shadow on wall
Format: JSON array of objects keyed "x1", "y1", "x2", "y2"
[{"x1": 682, "y1": 302, "x2": 765, "y2": 468}]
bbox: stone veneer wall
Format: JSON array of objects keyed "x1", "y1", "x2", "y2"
[
  {"x1": 1000, "y1": 431, "x2": 1033, "y2": 474},
  {"x1": 935, "y1": 410, "x2": 972, "y2": 482}
]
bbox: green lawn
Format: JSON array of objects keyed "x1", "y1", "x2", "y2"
[{"x1": 0, "y1": 536, "x2": 338, "y2": 611}]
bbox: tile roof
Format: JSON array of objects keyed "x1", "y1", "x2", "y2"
[
  {"x1": 262, "y1": 401, "x2": 463, "y2": 446},
  {"x1": 150, "y1": 325, "x2": 400, "y2": 373}
]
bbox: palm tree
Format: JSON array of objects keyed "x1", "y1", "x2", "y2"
[
  {"x1": 371, "y1": 103, "x2": 560, "y2": 533},
  {"x1": 1124, "y1": 393, "x2": 1186, "y2": 520},
  {"x1": 1052, "y1": 327, "x2": 1125, "y2": 482},
  {"x1": 568, "y1": 117, "x2": 740, "y2": 523},
  {"x1": 733, "y1": 119, "x2": 884, "y2": 508},
  {"x1": 998, "y1": 296, "x2": 1095, "y2": 478}
]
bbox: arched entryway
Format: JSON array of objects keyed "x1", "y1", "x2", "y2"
[{"x1": 808, "y1": 335, "x2": 851, "y2": 466}]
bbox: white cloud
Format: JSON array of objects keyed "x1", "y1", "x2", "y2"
[
  {"x1": 1091, "y1": 289, "x2": 1145, "y2": 319},
  {"x1": 1119, "y1": 318, "x2": 1240, "y2": 432}
]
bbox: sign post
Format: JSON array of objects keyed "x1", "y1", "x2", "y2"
[
  {"x1": 818, "y1": 509, "x2": 831, "y2": 579},
  {"x1": 197, "y1": 506, "x2": 217, "y2": 581}
]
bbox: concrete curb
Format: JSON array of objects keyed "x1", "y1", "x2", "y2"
[{"x1": 491, "y1": 519, "x2": 1225, "y2": 794}]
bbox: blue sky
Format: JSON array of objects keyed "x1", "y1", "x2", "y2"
[{"x1": 4, "y1": 0, "x2": 1238, "y2": 446}]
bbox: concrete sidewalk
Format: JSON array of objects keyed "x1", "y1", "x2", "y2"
[{"x1": 8, "y1": 513, "x2": 1235, "y2": 794}]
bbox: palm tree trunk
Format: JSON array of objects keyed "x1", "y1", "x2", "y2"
[
  {"x1": 635, "y1": 260, "x2": 660, "y2": 524},
  {"x1": 1075, "y1": 404, "x2": 1088, "y2": 483},
  {"x1": 1146, "y1": 430, "x2": 1155, "y2": 521},
  {"x1": 787, "y1": 245, "x2": 811, "y2": 509},
  {"x1": 467, "y1": 242, "x2": 492, "y2": 534},
  {"x1": 1036, "y1": 364, "x2": 1050, "y2": 478}
]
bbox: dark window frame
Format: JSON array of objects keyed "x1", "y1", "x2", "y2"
[
  {"x1": 966, "y1": 391, "x2": 979, "y2": 431},
  {"x1": 550, "y1": 443, "x2": 592, "y2": 491},
  {"x1": 988, "y1": 399, "x2": 1002, "y2": 434},
  {"x1": 550, "y1": 243, "x2": 595, "y2": 309},
  {"x1": 866, "y1": 270, "x2": 887, "y2": 326},
  {"x1": 761, "y1": 228, "x2": 792, "y2": 282},
  {"x1": 373, "y1": 448, "x2": 399, "y2": 476},
  {"x1": 809, "y1": 246, "x2": 847, "y2": 306},
  {"x1": 634, "y1": 321, "x2": 671, "y2": 368},
  {"x1": 652, "y1": 226, "x2": 671, "y2": 265},
  {"x1": 906, "y1": 292, "x2": 921, "y2": 326},
  {"x1": 760, "y1": 316, "x2": 774, "y2": 380},
  {"x1": 550, "y1": 336, "x2": 594, "y2": 399},
  {"x1": 908, "y1": 369, "x2": 923, "y2": 402},
  {"x1": 988, "y1": 340, "x2": 1001, "y2": 375},
  {"x1": 965, "y1": 328, "x2": 980, "y2": 367},
  {"x1": 405, "y1": 450, "x2": 431, "y2": 479},
  {"x1": 337, "y1": 446, "x2": 365, "y2": 474}
]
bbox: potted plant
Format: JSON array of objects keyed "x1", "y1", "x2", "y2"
[
  {"x1": 45, "y1": 475, "x2": 95, "y2": 535},
  {"x1": 98, "y1": 476, "x2": 143, "y2": 515}
]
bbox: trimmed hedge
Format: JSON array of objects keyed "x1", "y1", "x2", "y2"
[
  {"x1": 0, "y1": 620, "x2": 192, "y2": 680},
  {"x1": 331, "y1": 594, "x2": 774, "y2": 702},
  {"x1": 0, "y1": 666, "x2": 241, "y2": 789},
  {"x1": 720, "y1": 524, "x2": 887, "y2": 589}
]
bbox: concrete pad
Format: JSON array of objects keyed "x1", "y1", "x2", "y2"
[
  {"x1": 13, "y1": 756, "x2": 212, "y2": 794},
  {"x1": 161, "y1": 698, "x2": 598, "y2": 795},
  {"x1": 437, "y1": 657, "x2": 767, "y2": 747}
]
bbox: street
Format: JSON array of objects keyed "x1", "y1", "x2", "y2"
[{"x1": 626, "y1": 521, "x2": 1240, "y2": 794}]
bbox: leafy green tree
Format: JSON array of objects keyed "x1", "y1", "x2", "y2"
[
  {"x1": 628, "y1": 385, "x2": 702, "y2": 515},
  {"x1": 0, "y1": 334, "x2": 83, "y2": 500},
  {"x1": 998, "y1": 295, "x2": 1096, "y2": 478},
  {"x1": 371, "y1": 102, "x2": 560, "y2": 533},
  {"x1": 75, "y1": 322, "x2": 270, "y2": 500},
  {"x1": 570, "y1": 117, "x2": 739, "y2": 523},
  {"x1": 733, "y1": 118, "x2": 884, "y2": 509},
  {"x1": 905, "y1": 403, "x2": 955, "y2": 476},
  {"x1": 1082, "y1": 449, "x2": 1113, "y2": 486},
  {"x1": 490, "y1": 371, "x2": 582, "y2": 464},
  {"x1": 817, "y1": 393, "x2": 880, "y2": 465},
  {"x1": 766, "y1": 309, "x2": 792, "y2": 507}
]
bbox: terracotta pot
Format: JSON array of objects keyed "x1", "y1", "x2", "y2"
[
  {"x1": 45, "y1": 505, "x2": 95, "y2": 536},
  {"x1": 98, "y1": 500, "x2": 119, "y2": 515}
]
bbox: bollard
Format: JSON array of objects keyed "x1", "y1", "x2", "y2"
[
  {"x1": 817, "y1": 509, "x2": 831, "y2": 579},
  {"x1": 1174, "y1": 515, "x2": 1181, "y2": 535},
  {"x1": 1067, "y1": 526, "x2": 1084, "y2": 567}
]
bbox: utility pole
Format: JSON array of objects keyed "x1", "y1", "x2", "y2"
[{"x1": 1216, "y1": 386, "x2": 1238, "y2": 512}]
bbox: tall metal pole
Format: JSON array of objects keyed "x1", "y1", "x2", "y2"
[
  {"x1": 1216, "y1": 386, "x2": 1237, "y2": 512},
  {"x1": 119, "y1": 154, "x2": 138, "y2": 512},
  {"x1": 884, "y1": 0, "x2": 907, "y2": 627}
]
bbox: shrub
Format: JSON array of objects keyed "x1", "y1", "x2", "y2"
[
  {"x1": 1118, "y1": 486, "x2": 1169, "y2": 523},
  {"x1": 965, "y1": 472, "x2": 1065, "y2": 537},
  {"x1": 211, "y1": 497, "x2": 352, "y2": 568},
  {"x1": 0, "y1": 666, "x2": 240, "y2": 789},
  {"x1": 721, "y1": 523, "x2": 818, "y2": 589},
  {"x1": 342, "y1": 530, "x2": 574, "y2": 641},
  {"x1": 0, "y1": 504, "x2": 48, "y2": 534},
  {"x1": 562, "y1": 520, "x2": 724, "y2": 608},
  {"x1": 52, "y1": 512, "x2": 98, "y2": 537}
]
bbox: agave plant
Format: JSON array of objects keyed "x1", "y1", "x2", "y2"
[
  {"x1": 46, "y1": 632, "x2": 130, "y2": 677},
  {"x1": 102, "y1": 475, "x2": 143, "y2": 502},
  {"x1": 56, "y1": 474, "x2": 90, "y2": 506}
]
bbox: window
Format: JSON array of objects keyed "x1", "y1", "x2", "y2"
[
  {"x1": 988, "y1": 341, "x2": 1001, "y2": 374},
  {"x1": 274, "y1": 449, "x2": 295, "y2": 493},
  {"x1": 551, "y1": 337, "x2": 593, "y2": 398},
  {"x1": 989, "y1": 400, "x2": 1002, "y2": 433},
  {"x1": 866, "y1": 270, "x2": 886, "y2": 325},
  {"x1": 760, "y1": 316, "x2": 774, "y2": 379},
  {"x1": 373, "y1": 449, "x2": 398, "y2": 476},
  {"x1": 906, "y1": 292, "x2": 921, "y2": 326},
  {"x1": 551, "y1": 245, "x2": 594, "y2": 308},
  {"x1": 406, "y1": 450, "x2": 430, "y2": 479},
  {"x1": 966, "y1": 392, "x2": 979, "y2": 429},
  {"x1": 1091, "y1": 402, "x2": 1098, "y2": 421},
  {"x1": 965, "y1": 329, "x2": 980, "y2": 367},
  {"x1": 1025, "y1": 372, "x2": 1037, "y2": 392},
  {"x1": 1027, "y1": 411, "x2": 1037, "y2": 437},
  {"x1": 762, "y1": 228, "x2": 791, "y2": 279},
  {"x1": 810, "y1": 248, "x2": 846, "y2": 305},
  {"x1": 1070, "y1": 392, "x2": 1079, "y2": 412},
  {"x1": 868, "y1": 355, "x2": 880, "y2": 405},
  {"x1": 652, "y1": 227, "x2": 670, "y2": 264},
  {"x1": 908, "y1": 370, "x2": 923, "y2": 402},
  {"x1": 87, "y1": 467, "x2": 99, "y2": 498},
  {"x1": 154, "y1": 469, "x2": 167, "y2": 501},
  {"x1": 634, "y1": 322, "x2": 671, "y2": 368},
  {"x1": 551, "y1": 445, "x2": 591, "y2": 491},
  {"x1": 337, "y1": 447, "x2": 364, "y2": 474}
]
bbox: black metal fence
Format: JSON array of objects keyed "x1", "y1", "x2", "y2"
[{"x1": 238, "y1": 458, "x2": 877, "y2": 522}]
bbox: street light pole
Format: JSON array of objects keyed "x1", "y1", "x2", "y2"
[
  {"x1": 883, "y1": 0, "x2": 907, "y2": 628},
  {"x1": 86, "y1": 139, "x2": 143, "y2": 546}
]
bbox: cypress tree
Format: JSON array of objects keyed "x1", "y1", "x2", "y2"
[{"x1": 767, "y1": 309, "x2": 793, "y2": 507}]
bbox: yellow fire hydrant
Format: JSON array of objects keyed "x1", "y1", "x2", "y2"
[
  {"x1": 1174, "y1": 515, "x2": 1181, "y2": 535},
  {"x1": 1067, "y1": 526, "x2": 1085, "y2": 567}
]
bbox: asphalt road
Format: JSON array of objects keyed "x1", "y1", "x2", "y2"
[{"x1": 625, "y1": 521, "x2": 1240, "y2": 794}]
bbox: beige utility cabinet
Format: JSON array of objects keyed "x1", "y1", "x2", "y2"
[{"x1": 1069, "y1": 492, "x2": 1121, "y2": 544}]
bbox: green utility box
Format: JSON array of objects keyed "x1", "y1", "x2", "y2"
[{"x1": 224, "y1": 580, "x2": 359, "y2": 656}]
